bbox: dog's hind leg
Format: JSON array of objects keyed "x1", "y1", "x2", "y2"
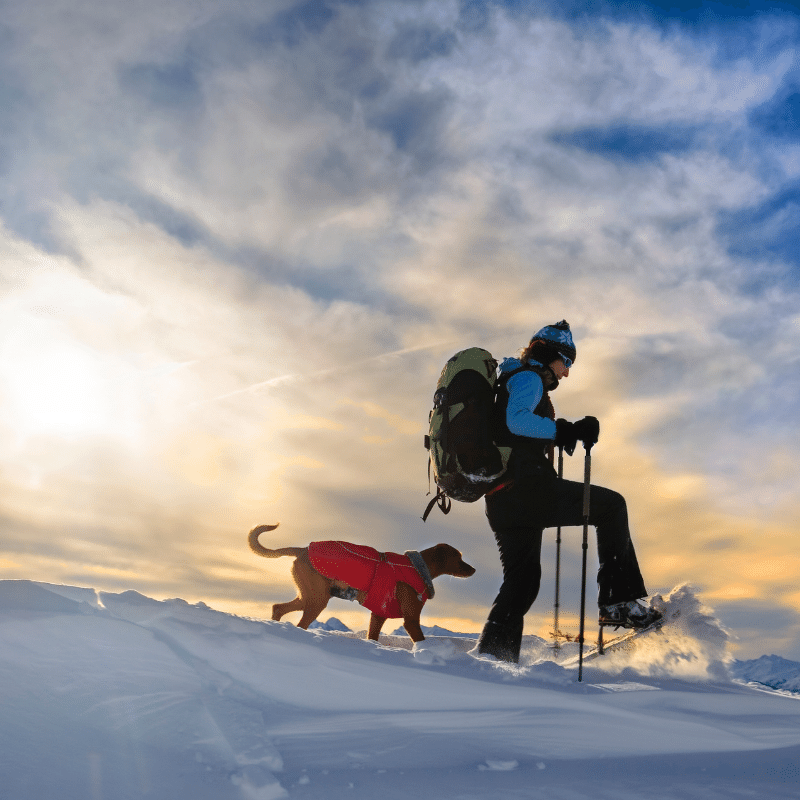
[
  {"x1": 272, "y1": 597, "x2": 304, "y2": 621},
  {"x1": 272, "y1": 594, "x2": 328, "y2": 628},
  {"x1": 297, "y1": 596, "x2": 330, "y2": 630},
  {"x1": 291, "y1": 557, "x2": 331, "y2": 630}
]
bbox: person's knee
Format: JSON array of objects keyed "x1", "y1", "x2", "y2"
[
  {"x1": 609, "y1": 489, "x2": 626, "y2": 513},
  {"x1": 592, "y1": 486, "x2": 627, "y2": 525}
]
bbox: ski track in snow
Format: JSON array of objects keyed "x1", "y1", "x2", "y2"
[{"x1": 0, "y1": 580, "x2": 799, "y2": 799}]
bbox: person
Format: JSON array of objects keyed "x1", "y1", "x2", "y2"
[{"x1": 476, "y1": 320, "x2": 661, "y2": 663}]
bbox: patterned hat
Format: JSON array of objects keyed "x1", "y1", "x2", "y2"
[{"x1": 530, "y1": 320, "x2": 576, "y2": 365}]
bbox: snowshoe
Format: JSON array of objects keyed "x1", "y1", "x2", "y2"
[{"x1": 599, "y1": 599, "x2": 663, "y2": 630}]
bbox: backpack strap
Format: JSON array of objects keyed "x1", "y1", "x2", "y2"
[
  {"x1": 495, "y1": 362, "x2": 556, "y2": 464},
  {"x1": 496, "y1": 362, "x2": 549, "y2": 388}
]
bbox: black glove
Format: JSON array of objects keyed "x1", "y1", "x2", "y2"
[
  {"x1": 554, "y1": 418, "x2": 578, "y2": 456},
  {"x1": 573, "y1": 416, "x2": 600, "y2": 449},
  {"x1": 555, "y1": 416, "x2": 600, "y2": 455}
]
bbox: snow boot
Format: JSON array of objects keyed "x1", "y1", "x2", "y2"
[
  {"x1": 599, "y1": 599, "x2": 662, "y2": 630},
  {"x1": 476, "y1": 618, "x2": 523, "y2": 663}
]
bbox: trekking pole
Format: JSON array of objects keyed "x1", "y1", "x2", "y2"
[
  {"x1": 552, "y1": 445, "x2": 564, "y2": 651},
  {"x1": 577, "y1": 441, "x2": 593, "y2": 682}
]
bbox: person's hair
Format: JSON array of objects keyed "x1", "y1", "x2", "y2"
[{"x1": 518, "y1": 339, "x2": 559, "y2": 366}]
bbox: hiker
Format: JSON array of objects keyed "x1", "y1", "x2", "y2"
[{"x1": 476, "y1": 320, "x2": 661, "y2": 663}]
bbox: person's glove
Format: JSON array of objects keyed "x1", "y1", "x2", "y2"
[
  {"x1": 573, "y1": 416, "x2": 600, "y2": 449},
  {"x1": 555, "y1": 416, "x2": 600, "y2": 455},
  {"x1": 554, "y1": 418, "x2": 578, "y2": 456}
]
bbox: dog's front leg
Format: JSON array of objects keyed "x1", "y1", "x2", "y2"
[
  {"x1": 368, "y1": 613, "x2": 387, "y2": 641},
  {"x1": 396, "y1": 582, "x2": 425, "y2": 643}
]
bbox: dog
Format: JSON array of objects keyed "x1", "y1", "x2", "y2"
[{"x1": 248, "y1": 523, "x2": 475, "y2": 643}]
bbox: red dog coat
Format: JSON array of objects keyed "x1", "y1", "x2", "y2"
[{"x1": 307, "y1": 541, "x2": 429, "y2": 619}]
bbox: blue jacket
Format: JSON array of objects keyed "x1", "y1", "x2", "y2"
[{"x1": 498, "y1": 357, "x2": 557, "y2": 440}]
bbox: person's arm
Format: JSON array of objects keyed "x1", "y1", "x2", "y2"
[{"x1": 505, "y1": 370, "x2": 556, "y2": 439}]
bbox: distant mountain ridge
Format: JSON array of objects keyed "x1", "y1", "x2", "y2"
[
  {"x1": 308, "y1": 617, "x2": 478, "y2": 638},
  {"x1": 731, "y1": 654, "x2": 800, "y2": 693},
  {"x1": 308, "y1": 617, "x2": 352, "y2": 633}
]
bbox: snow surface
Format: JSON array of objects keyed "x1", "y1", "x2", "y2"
[{"x1": 1, "y1": 580, "x2": 799, "y2": 799}]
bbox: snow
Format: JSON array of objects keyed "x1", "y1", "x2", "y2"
[{"x1": 1, "y1": 580, "x2": 800, "y2": 799}]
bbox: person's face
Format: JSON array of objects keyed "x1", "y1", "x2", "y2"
[{"x1": 549, "y1": 357, "x2": 570, "y2": 380}]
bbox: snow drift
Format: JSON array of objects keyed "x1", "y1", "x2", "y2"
[{"x1": 1, "y1": 579, "x2": 799, "y2": 800}]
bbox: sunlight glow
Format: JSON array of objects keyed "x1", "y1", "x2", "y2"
[
  {"x1": 5, "y1": 341, "x2": 111, "y2": 437},
  {"x1": 0, "y1": 316, "x2": 140, "y2": 443}
]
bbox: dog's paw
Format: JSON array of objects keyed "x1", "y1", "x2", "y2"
[{"x1": 412, "y1": 639, "x2": 456, "y2": 665}]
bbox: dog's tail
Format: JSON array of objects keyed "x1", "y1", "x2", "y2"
[{"x1": 248, "y1": 523, "x2": 304, "y2": 559}]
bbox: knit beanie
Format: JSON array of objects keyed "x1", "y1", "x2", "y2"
[{"x1": 530, "y1": 320, "x2": 576, "y2": 365}]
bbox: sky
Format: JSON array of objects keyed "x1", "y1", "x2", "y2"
[{"x1": 1, "y1": 0, "x2": 799, "y2": 659}]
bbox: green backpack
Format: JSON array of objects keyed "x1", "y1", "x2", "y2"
[{"x1": 422, "y1": 347, "x2": 512, "y2": 520}]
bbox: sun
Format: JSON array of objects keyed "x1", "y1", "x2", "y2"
[
  {"x1": 1, "y1": 321, "x2": 121, "y2": 441},
  {"x1": 9, "y1": 344, "x2": 110, "y2": 437}
]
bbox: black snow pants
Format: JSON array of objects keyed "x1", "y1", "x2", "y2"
[{"x1": 477, "y1": 474, "x2": 647, "y2": 663}]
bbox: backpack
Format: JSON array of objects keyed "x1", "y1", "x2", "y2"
[{"x1": 422, "y1": 347, "x2": 512, "y2": 521}]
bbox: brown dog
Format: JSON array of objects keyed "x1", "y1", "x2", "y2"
[{"x1": 249, "y1": 523, "x2": 475, "y2": 642}]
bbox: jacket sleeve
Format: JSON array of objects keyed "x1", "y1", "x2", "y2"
[{"x1": 505, "y1": 370, "x2": 557, "y2": 440}]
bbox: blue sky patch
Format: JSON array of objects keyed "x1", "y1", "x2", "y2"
[
  {"x1": 494, "y1": 0, "x2": 800, "y2": 25},
  {"x1": 386, "y1": 23, "x2": 458, "y2": 64},
  {"x1": 252, "y1": 0, "x2": 338, "y2": 49},
  {"x1": 366, "y1": 89, "x2": 452, "y2": 167},
  {"x1": 465, "y1": 1, "x2": 800, "y2": 66},
  {"x1": 551, "y1": 124, "x2": 697, "y2": 163},
  {"x1": 717, "y1": 181, "x2": 800, "y2": 279},
  {"x1": 749, "y1": 82, "x2": 800, "y2": 141}
]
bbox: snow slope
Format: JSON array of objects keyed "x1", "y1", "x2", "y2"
[{"x1": 1, "y1": 579, "x2": 799, "y2": 799}]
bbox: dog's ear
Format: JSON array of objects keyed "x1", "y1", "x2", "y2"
[
  {"x1": 435, "y1": 544, "x2": 476, "y2": 578},
  {"x1": 431, "y1": 543, "x2": 452, "y2": 572}
]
